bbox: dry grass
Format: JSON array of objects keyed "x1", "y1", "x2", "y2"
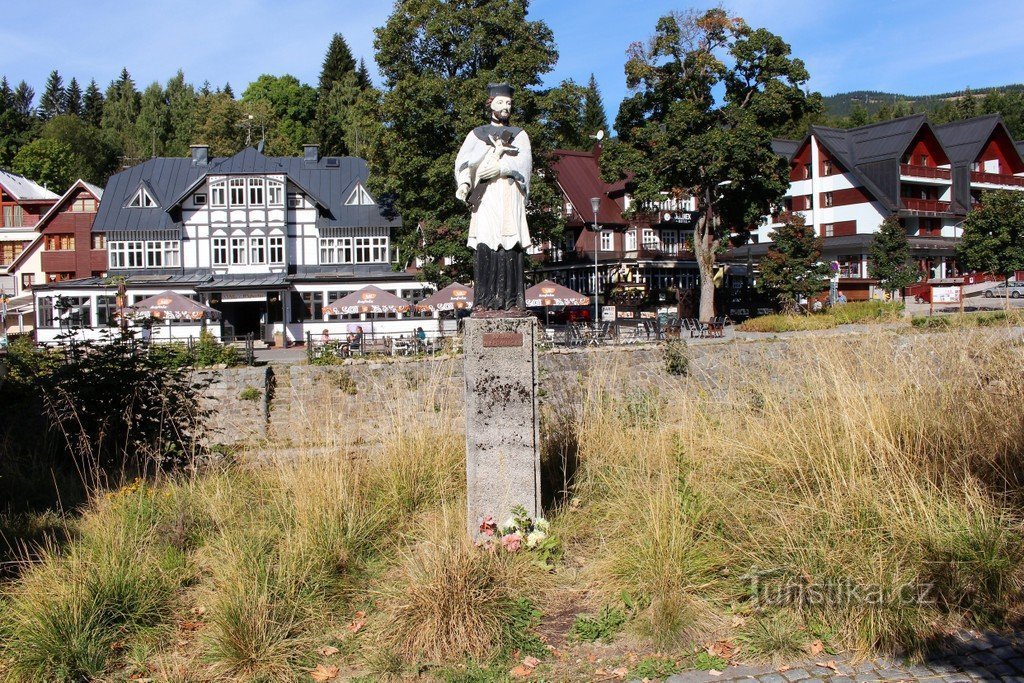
[
  {"x1": 3, "y1": 327, "x2": 1023, "y2": 679},
  {"x1": 566, "y1": 328, "x2": 1024, "y2": 655}
]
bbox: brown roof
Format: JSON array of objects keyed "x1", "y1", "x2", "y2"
[{"x1": 551, "y1": 148, "x2": 628, "y2": 226}]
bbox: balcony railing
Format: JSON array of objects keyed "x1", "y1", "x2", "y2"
[
  {"x1": 970, "y1": 171, "x2": 1024, "y2": 187},
  {"x1": 902, "y1": 198, "x2": 951, "y2": 213},
  {"x1": 900, "y1": 164, "x2": 951, "y2": 180}
]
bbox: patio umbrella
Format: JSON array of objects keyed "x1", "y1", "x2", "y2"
[
  {"x1": 323, "y1": 285, "x2": 411, "y2": 315},
  {"x1": 525, "y1": 280, "x2": 590, "y2": 307},
  {"x1": 414, "y1": 282, "x2": 474, "y2": 312},
  {"x1": 525, "y1": 280, "x2": 590, "y2": 327},
  {"x1": 130, "y1": 291, "x2": 221, "y2": 320}
]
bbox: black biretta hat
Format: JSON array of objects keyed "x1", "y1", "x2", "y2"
[{"x1": 487, "y1": 83, "x2": 513, "y2": 98}]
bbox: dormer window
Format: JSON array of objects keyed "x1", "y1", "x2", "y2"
[
  {"x1": 345, "y1": 183, "x2": 375, "y2": 206},
  {"x1": 128, "y1": 187, "x2": 157, "y2": 208}
]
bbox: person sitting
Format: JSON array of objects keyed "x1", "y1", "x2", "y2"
[{"x1": 351, "y1": 326, "x2": 364, "y2": 354}]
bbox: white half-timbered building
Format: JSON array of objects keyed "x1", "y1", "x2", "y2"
[{"x1": 33, "y1": 145, "x2": 437, "y2": 344}]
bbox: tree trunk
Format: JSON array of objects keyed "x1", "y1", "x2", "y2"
[{"x1": 693, "y1": 210, "x2": 717, "y2": 322}]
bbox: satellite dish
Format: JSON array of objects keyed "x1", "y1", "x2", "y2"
[{"x1": 590, "y1": 129, "x2": 605, "y2": 141}]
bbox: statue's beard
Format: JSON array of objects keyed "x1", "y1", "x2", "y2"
[{"x1": 492, "y1": 109, "x2": 510, "y2": 124}]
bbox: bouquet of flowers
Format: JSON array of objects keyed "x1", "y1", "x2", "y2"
[{"x1": 477, "y1": 505, "x2": 556, "y2": 564}]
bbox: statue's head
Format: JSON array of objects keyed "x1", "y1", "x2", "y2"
[{"x1": 486, "y1": 83, "x2": 513, "y2": 123}]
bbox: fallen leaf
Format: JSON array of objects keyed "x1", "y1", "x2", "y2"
[
  {"x1": 709, "y1": 669, "x2": 723, "y2": 676},
  {"x1": 510, "y1": 664, "x2": 534, "y2": 678},
  {"x1": 345, "y1": 610, "x2": 367, "y2": 633},
  {"x1": 816, "y1": 660, "x2": 840, "y2": 672},
  {"x1": 806, "y1": 639, "x2": 825, "y2": 656},
  {"x1": 522, "y1": 655, "x2": 540, "y2": 669},
  {"x1": 730, "y1": 615, "x2": 747, "y2": 628},
  {"x1": 778, "y1": 665, "x2": 792, "y2": 672},
  {"x1": 612, "y1": 666, "x2": 629, "y2": 678},
  {"x1": 310, "y1": 664, "x2": 339, "y2": 682},
  {"x1": 317, "y1": 645, "x2": 339, "y2": 657},
  {"x1": 707, "y1": 640, "x2": 736, "y2": 661},
  {"x1": 179, "y1": 620, "x2": 204, "y2": 632}
]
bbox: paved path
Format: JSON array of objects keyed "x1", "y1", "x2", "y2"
[{"x1": 660, "y1": 630, "x2": 1024, "y2": 683}]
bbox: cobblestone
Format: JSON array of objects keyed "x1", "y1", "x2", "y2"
[{"x1": 653, "y1": 631, "x2": 1021, "y2": 683}]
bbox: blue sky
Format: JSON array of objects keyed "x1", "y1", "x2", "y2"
[{"x1": 3, "y1": 0, "x2": 1023, "y2": 127}]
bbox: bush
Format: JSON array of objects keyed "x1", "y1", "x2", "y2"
[
  {"x1": 737, "y1": 313, "x2": 838, "y2": 333},
  {"x1": 829, "y1": 300, "x2": 903, "y2": 324},
  {"x1": 239, "y1": 386, "x2": 262, "y2": 402},
  {"x1": 663, "y1": 339, "x2": 690, "y2": 376}
]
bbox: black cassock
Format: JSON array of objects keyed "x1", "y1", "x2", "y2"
[{"x1": 474, "y1": 242, "x2": 525, "y2": 311}]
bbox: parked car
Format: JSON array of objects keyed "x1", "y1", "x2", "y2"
[{"x1": 982, "y1": 282, "x2": 1023, "y2": 299}]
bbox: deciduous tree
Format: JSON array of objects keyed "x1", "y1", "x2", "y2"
[
  {"x1": 12, "y1": 137, "x2": 76, "y2": 191},
  {"x1": 242, "y1": 74, "x2": 317, "y2": 154},
  {"x1": 602, "y1": 9, "x2": 818, "y2": 320},
  {"x1": 369, "y1": 0, "x2": 561, "y2": 283},
  {"x1": 957, "y1": 190, "x2": 1024, "y2": 309},
  {"x1": 869, "y1": 215, "x2": 917, "y2": 297}
]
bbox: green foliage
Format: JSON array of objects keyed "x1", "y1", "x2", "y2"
[
  {"x1": 12, "y1": 137, "x2": 76, "y2": 191},
  {"x1": 192, "y1": 329, "x2": 242, "y2": 367},
  {"x1": 759, "y1": 213, "x2": 830, "y2": 310},
  {"x1": 569, "y1": 604, "x2": 627, "y2": 643},
  {"x1": 501, "y1": 598, "x2": 547, "y2": 659},
  {"x1": 663, "y1": 339, "x2": 690, "y2": 376},
  {"x1": 693, "y1": 651, "x2": 729, "y2": 671},
  {"x1": 957, "y1": 190, "x2": 1024, "y2": 278},
  {"x1": 369, "y1": 0, "x2": 565, "y2": 278},
  {"x1": 239, "y1": 387, "x2": 262, "y2": 402},
  {"x1": 582, "y1": 73, "x2": 608, "y2": 139},
  {"x1": 603, "y1": 9, "x2": 818, "y2": 320},
  {"x1": 870, "y1": 215, "x2": 918, "y2": 295},
  {"x1": 242, "y1": 74, "x2": 317, "y2": 155},
  {"x1": 737, "y1": 313, "x2": 838, "y2": 332},
  {"x1": 102, "y1": 68, "x2": 142, "y2": 162},
  {"x1": 38, "y1": 70, "x2": 66, "y2": 121},
  {"x1": 193, "y1": 92, "x2": 246, "y2": 156},
  {"x1": 631, "y1": 655, "x2": 682, "y2": 680},
  {"x1": 318, "y1": 33, "x2": 357, "y2": 93},
  {"x1": 38, "y1": 115, "x2": 119, "y2": 185},
  {"x1": 737, "y1": 611, "x2": 809, "y2": 660},
  {"x1": 828, "y1": 299, "x2": 904, "y2": 324}
]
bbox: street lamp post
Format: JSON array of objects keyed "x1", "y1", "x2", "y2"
[{"x1": 590, "y1": 197, "x2": 601, "y2": 325}]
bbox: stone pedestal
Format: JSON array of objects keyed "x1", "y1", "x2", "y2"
[{"x1": 463, "y1": 317, "x2": 540, "y2": 539}]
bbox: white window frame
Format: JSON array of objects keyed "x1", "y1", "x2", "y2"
[
  {"x1": 128, "y1": 188, "x2": 156, "y2": 208},
  {"x1": 146, "y1": 241, "x2": 164, "y2": 267},
  {"x1": 210, "y1": 182, "x2": 227, "y2": 207},
  {"x1": 625, "y1": 230, "x2": 637, "y2": 251},
  {"x1": 162, "y1": 241, "x2": 180, "y2": 267},
  {"x1": 248, "y1": 178, "x2": 265, "y2": 206},
  {"x1": 267, "y1": 180, "x2": 284, "y2": 206},
  {"x1": 212, "y1": 237, "x2": 228, "y2": 266},
  {"x1": 600, "y1": 231, "x2": 613, "y2": 252},
  {"x1": 268, "y1": 235, "x2": 285, "y2": 264},
  {"x1": 230, "y1": 236, "x2": 247, "y2": 265},
  {"x1": 250, "y1": 235, "x2": 266, "y2": 264},
  {"x1": 287, "y1": 194, "x2": 303, "y2": 209},
  {"x1": 229, "y1": 178, "x2": 246, "y2": 207}
]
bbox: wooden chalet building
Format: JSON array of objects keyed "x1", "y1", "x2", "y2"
[
  {"x1": 539, "y1": 147, "x2": 702, "y2": 314},
  {"x1": 33, "y1": 145, "x2": 433, "y2": 344},
  {"x1": 741, "y1": 113, "x2": 1024, "y2": 300},
  {"x1": 0, "y1": 169, "x2": 59, "y2": 296}
]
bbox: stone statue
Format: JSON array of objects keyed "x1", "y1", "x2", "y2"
[{"x1": 455, "y1": 83, "x2": 532, "y2": 315}]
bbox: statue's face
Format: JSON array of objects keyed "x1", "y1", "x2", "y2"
[{"x1": 490, "y1": 96, "x2": 512, "y2": 122}]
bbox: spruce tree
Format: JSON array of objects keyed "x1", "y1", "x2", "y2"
[
  {"x1": 38, "y1": 70, "x2": 66, "y2": 121},
  {"x1": 356, "y1": 58, "x2": 372, "y2": 90},
  {"x1": 319, "y1": 34, "x2": 357, "y2": 93},
  {"x1": 222, "y1": 82, "x2": 234, "y2": 98},
  {"x1": 868, "y1": 215, "x2": 917, "y2": 297},
  {"x1": 0, "y1": 77, "x2": 33, "y2": 165},
  {"x1": 65, "y1": 77, "x2": 83, "y2": 116},
  {"x1": 758, "y1": 212, "x2": 830, "y2": 312},
  {"x1": 13, "y1": 81, "x2": 34, "y2": 117},
  {"x1": 165, "y1": 70, "x2": 198, "y2": 156},
  {"x1": 582, "y1": 73, "x2": 608, "y2": 137},
  {"x1": 82, "y1": 79, "x2": 104, "y2": 126},
  {"x1": 103, "y1": 68, "x2": 142, "y2": 162}
]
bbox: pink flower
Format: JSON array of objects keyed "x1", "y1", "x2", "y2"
[
  {"x1": 501, "y1": 533, "x2": 522, "y2": 552},
  {"x1": 479, "y1": 515, "x2": 497, "y2": 537}
]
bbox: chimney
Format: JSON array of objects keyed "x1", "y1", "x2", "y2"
[
  {"x1": 190, "y1": 144, "x2": 209, "y2": 166},
  {"x1": 303, "y1": 144, "x2": 320, "y2": 164}
]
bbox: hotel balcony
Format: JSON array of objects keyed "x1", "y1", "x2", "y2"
[
  {"x1": 970, "y1": 171, "x2": 1024, "y2": 188},
  {"x1": 900, "y1": 164, "x2": 951, "y2": 181},
  {"x1": 900, "y1": 198, "x2": 952, "y2": 215}
]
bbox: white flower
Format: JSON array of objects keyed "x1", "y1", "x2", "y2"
[
  {"x1": 502, "y1": 517, "x2": 517, "y2": 533},
  {"x1": 534, "y1": 518, "x2": 550, "y2": 533},
  {"x1": 526, "y1": 530, "x2": 547, "y2": 548}
]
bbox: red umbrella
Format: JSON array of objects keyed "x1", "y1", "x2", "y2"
[
  {"x1": 323, "y1": 285, "x2": 411, "y2": 315},
  {"x1": 524, "y1": 280, "x2": 590, "y2": 307},
  {"x1": 414, "y1": 282, "x2": 474, "y2": 312}
]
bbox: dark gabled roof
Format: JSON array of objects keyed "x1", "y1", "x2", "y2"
[
  {"x1": 845, "y1": 113, "x2": 928, "y2": 164},
  {"x1": 96, "y1": 158, "x2": 206, "y2": 232},
  {"x1": 550, "y1": 149, "x2": 626, "y2": 225},
  {"x1": 934, "y1": 114, "x2": 1005, "y2": 165},
  {"x1": 95, "y1": 148, "x2": 400, "y2": 233},
  {"x1": 807, "y1": 124, "x2": 900, "y2": 212},
  {"x1": 771, "y1": 139, "x2": 800, "y2": 160}
]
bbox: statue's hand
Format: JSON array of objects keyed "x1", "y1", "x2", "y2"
[
  {"x1": 456, "y1": 183, "x2": 470, "y2": 202},
  {"x1": 477, "y1": 155, "x2": 500, "y2": 181}
]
